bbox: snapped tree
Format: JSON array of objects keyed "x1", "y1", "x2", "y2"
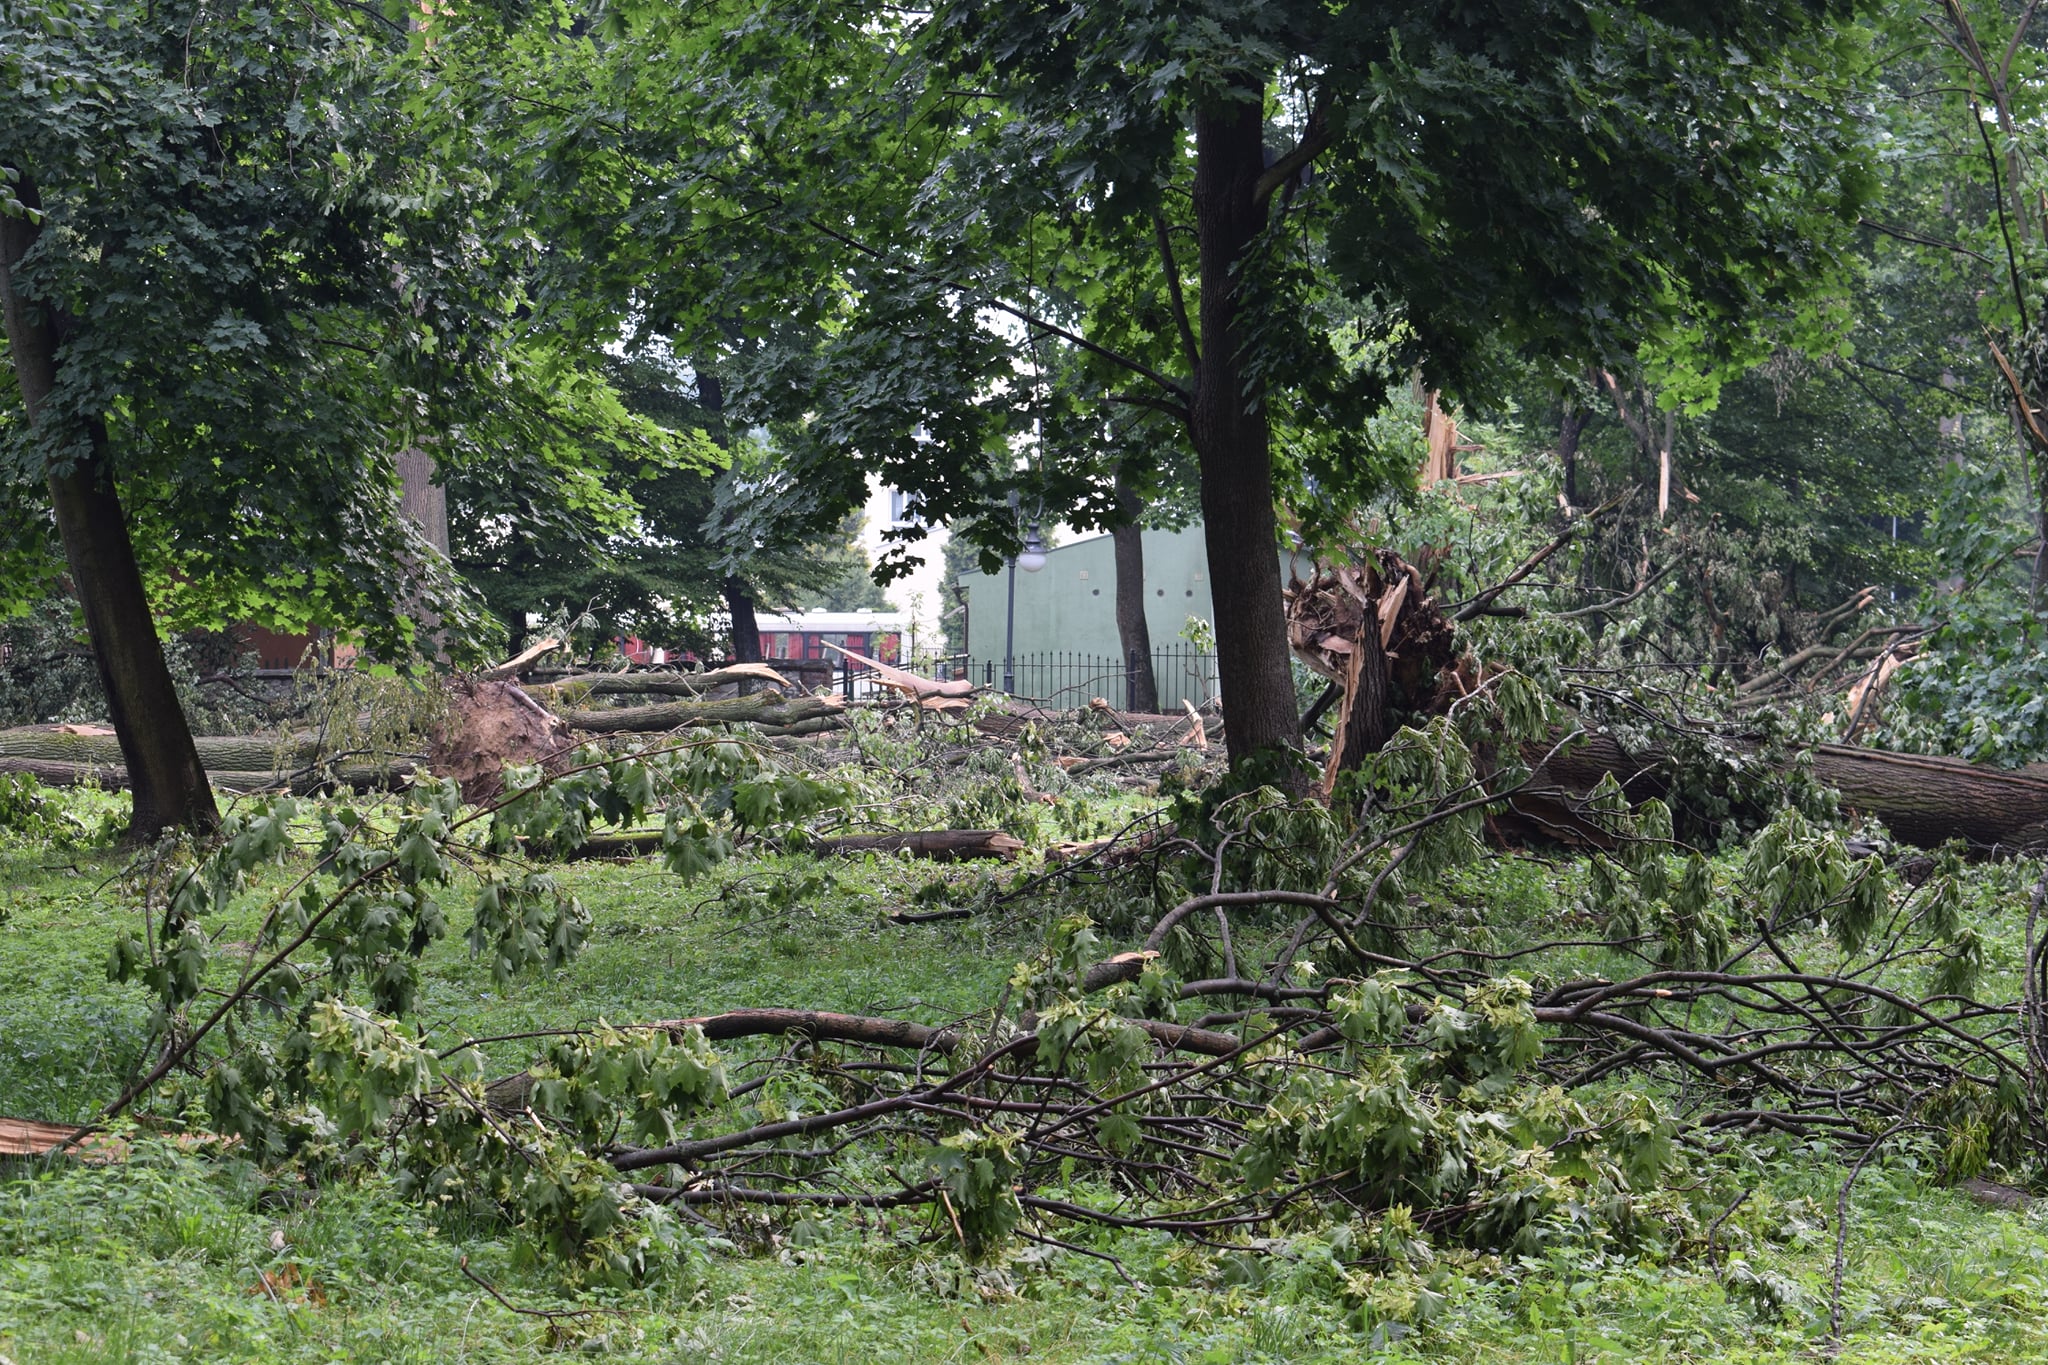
[{"x1": 473, "y1": 0, "x2": 1880, "y2": 767}]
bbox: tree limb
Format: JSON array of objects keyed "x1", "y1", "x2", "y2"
[
  {"x1": 1252, "y1": 99, "x2": 1332, "y2": 208},
  {"x1": 1153, "y1": 210, "x2": 1200, "y2": 371}
]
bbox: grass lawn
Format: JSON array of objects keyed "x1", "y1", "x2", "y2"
[{"x1": 5, "y1": 809, "x2": 2048, "y2": 1363}]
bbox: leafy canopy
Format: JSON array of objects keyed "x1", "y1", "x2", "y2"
[{"x1": 0, "y1": 0, "x2": 708, "y2": 657}]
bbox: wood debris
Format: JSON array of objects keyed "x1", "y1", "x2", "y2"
[
  {"x1": 820, "y1": 643, "x2": 975, "y2": 699},
  {"x1": 0, "y1": 1116, "x2": 122, "y2": 1162}
]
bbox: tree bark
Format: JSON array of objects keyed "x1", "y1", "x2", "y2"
[
  {"x1": 553, "y1": 691, "x2": 842, "y2": 734},
  {"x1": 1190, "y1": 95, "x2": 1300, "y2": 766},
  {"x1": 559, "y1": 828, "x2": 1024, "y2": 863},
  {"x1": 813, "y1": 829, "x2": 1025, "y2": 861},
  {"x1": 1519, "y1": 731, "x2": 2048, "y2": 852},
  {"x1": 656, "y1": 1008, "x2": 964, "y2": 1053},
  {"x1": 1322, "y1": 621, "x2": 1391, "y2": 794},
  {"x1": 647, "y1": 1006, "x2": 1237, "y2": 1062},
  {"x1": 395, "y1": 447, "x2": 449, "y2": 555},
  {"x1": 0, "y1": 173, "x2": 219, "y2": 839},
  {"x1": 0, "y1": 757, "x2": 408, "y2": 795},
  {"x1": 0, "y1": 727, "x2": 308, "y2": 772},
  {"x1": 722, "y1": 575, "x2": 763, "y2": 663},
  {"x1": 1110, "y1": 467, "x2": 1159, "y2": 713},
  {"x1": 525, "y1": 663, "x2": 794, "y2": 699},
  {"x1": 1558, "y1": 402, "x2": 1590, "y2": 510},
  {"x1": 695, "y1": 361, "x2": 766, "y2": 665}
]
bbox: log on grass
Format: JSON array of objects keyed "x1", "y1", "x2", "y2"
[
  {"x1": 762, "y1": 715, "x2": 848, "y2": 738},
  {"x1": 813, "y1": 829, "x2": 1025, "y2": 861},
  {"x1": 0, "y1": 726, "x2": 411, "y2": 793},
  {"x1": 1, "y1": 756, "x2": 411, "y2": 795},
  {"x1": 555, "y1": 693, "x2": 843, "y2": 734},
  {"x1": 0, "y1": 1116, "x2": 126, "y2": 1162},
  {"x1": 562, "y1": 827, "x2": 1026, "y2": 863},
  {"x1": 656, "y1": 1009, "x2": 964, "y2": 1053},
  {"x1": 649, "y1": 1008, "x2": 1237, "y2": 1059},
  {"x1": 1522, "y1": 730, "x2": 2048, "y2": 851},
  {"x1": 0, "y1": 726, "x2": 314, "y2": 772},
  {"x1": 526, "y1": 663, "x2": 795, "y2": 701}
]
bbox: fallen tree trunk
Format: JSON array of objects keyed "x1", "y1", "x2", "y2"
[
  {"x1": 0, "y1": 726, "x2": 311, "y2": 772},
  {"x1": 0, "y1": 726, "x2": 412, "y2": 793},
  {"x1": 813, "y1": 829, "x2": 1026, "y2": 861},
  {"x1": 554, "y1": 693, "x2": 843, "y2": 734},
  {"x1": 525, "y1": 663, "x2": 795, "y2": 700},
  {"x1": 0, "y1": 756, "x2": 411, "y2": 795},
  {"x1": 562, "y1": 828, "x2": 1027, "y2": 863},
  {"x1": 1521, "y1": 730, "x2": 2048, "y2": 851},
  {"x1": 655, "y1": 1008, "x2": 964, "y2": 1053}
]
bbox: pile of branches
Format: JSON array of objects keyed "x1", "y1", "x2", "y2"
[
  {"x1": 600, "y1": 773, "x2": 2039, "y2": 1260},
  {"x1": 86, "y1": 699, "x2": 2048, "y2": 1293}
]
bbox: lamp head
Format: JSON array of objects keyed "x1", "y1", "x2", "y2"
[{"x1": 1018, "y1": 526, "x2": 1048, "y2": 573}]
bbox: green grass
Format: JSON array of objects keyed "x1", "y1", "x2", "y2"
[{"x1": 6, "y1": 815, "x2": 2048, "y2": 1363}]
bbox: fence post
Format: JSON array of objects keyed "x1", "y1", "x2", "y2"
[{"x1": 842, "y1": 655, "x2": 853, "y2": 700}]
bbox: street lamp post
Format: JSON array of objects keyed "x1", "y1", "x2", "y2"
[
  {"x1": 1000, "y1": 504, "x2": 1047, "y2": 696},
  {"x1": 1002, "y1": 553, "x2": 1018, "y2": 695}
]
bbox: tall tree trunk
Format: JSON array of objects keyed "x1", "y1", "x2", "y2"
[
  {"x1": 723, "y1": 576, "x2": 762, "y2": 663},
  {"x1": 1111, "y1": 467, "x2": 1158, "y2": 713},
  {"x1": 693, "y1": 364, "x2": 729, "y2": 444},
  {"x1": 394, "y1": 446, "x2": 448, "y2": 651},
  {"x1": 0, "y1": 175, "x2": 219, "y2": 839},
  {"x1": 1190, "y1": 96, "x2": 1300, "y2": 764},
  {"x1": 1558, "y1": 403, "x2": 1589, "y2": 510},
  {"x1": 396, "y1": 448, "x2": 449, "y2": 555},
  {"x1": 693, "y1": 361, "x2": 762, "y2": 664}
]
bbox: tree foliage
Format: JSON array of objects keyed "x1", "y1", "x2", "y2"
[{"x1": 0, "y1": 0, "x2": 698, "y2": 659}]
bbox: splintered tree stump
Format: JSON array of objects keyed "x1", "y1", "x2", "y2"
[{"x1": 1286, "y1": 551, "x2": 1457, "y2": 791}]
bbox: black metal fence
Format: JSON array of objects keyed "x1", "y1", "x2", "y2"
[{"x1": 956, "y1": 646, "x2": 1219, "y2": 713}]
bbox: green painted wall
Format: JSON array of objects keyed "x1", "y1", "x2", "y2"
[
  {"x1": 957, "y1": 525, "x2": 1301, "y2": 706},
  {"x1": 960, "y1": 526, "x2": 1207, "y2": 661}
]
